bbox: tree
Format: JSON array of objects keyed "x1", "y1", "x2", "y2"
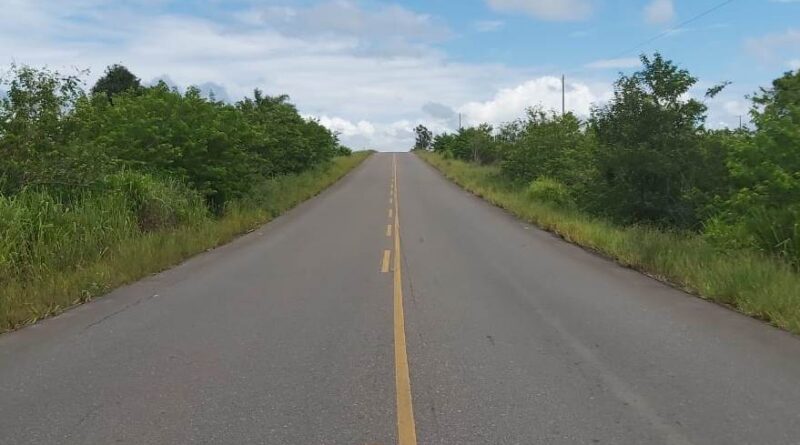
[
  {"x1": 413, "y1": 124, "x2": 432, "y2": 150},
  {"x1": 91, "y1": 64, "x2": 141, "y2": 104},
  {"x1": 431, "y1": 133, "x2": 455, "y2": 153},
  {"x1": 501, "y1": 109, "x2": 586, "y2": 184},
  {"x1": 589, "y1": 53, "x2": 710, "y2": 228},
  {"x1": 708, "y1": 69, "x2": 800, "y2": 264},
  {"x1": 0, "y1": 65, "x2": 106, "y2": 194},
  {"x1": 463, "y1": 124, "x2": 496, "y2": 164},
  {"x1": 236, "y1": 89, "x2": 337, "y2": 176}
]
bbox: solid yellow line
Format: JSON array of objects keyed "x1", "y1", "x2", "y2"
[
  {"x1": 386, "y1": 224, "x2": 392, "y2": 237},
  {"x1": 381, "y1": 249, "x2": 391, "y2": 273},
  {"x1": 392, "y1": 154, "x2": 417, "y2": 445}
]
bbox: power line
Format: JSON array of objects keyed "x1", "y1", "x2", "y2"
[{"x1": 609, "y1": 0, "x2": 736, "y2": 60}]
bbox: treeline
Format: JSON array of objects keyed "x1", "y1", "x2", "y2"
[
  {"x1": 1, "y1": 64, "x2": 351, "y2": 209},
  {"x1": 0, "y1": 64, "x2": 352, "y2": 290},
  {"x1": 415, "y1": 54, "x2": 800, "y2": 267}
]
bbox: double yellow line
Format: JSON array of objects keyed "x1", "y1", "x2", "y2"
[{"x1": 390, "y1": 154, "x2": 417, "y2": 445}]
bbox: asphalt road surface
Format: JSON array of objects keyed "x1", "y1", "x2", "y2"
[{"x1": 2, "y1": 153, "x2": 800, "y2": 445}]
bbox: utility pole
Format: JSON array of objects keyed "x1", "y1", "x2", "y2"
[
  {"x1": 561, "y1": 74, "x2": 566, "y2": 117},
  {"x1": 458, "y1": 113, "x2": 462, "y2": 130},
  {"x1": 738, "y1": 115, "x2": 742, "y2": 130}
]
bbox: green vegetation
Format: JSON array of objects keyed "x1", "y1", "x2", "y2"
[
  {"x1": 0, "y1": 63, "x2": 368, "y2": 332},
  {"x1": 419, "y1": 152, "x2": 800, "y2": 334},
  {"x1": 417, "y1": 53, "x2": 800, "y2": 334}
]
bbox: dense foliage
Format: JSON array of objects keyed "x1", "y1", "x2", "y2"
[
  {"x1": 0, "y1": 64, "x2": 353, "y2": 283},
  {"x1": 0, "y1": 64, "x2": 347, "y2": 209},
  {"x1": 426, "y1": 54, "x2": 800, "y2": 267}
]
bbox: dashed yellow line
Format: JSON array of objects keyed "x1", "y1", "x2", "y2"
[
  {"x1": 381, "y1": 249, "x2": 391, "y2": 273},
  {"x1": 392, "y1": 154, "x2": 417, "y2": 445},
  {"x1": 386, "y1": 224, "x2": 393, "y2": 237},
  {"x1": 389, "y1": 208, "x2": 393, "y2": 218}
]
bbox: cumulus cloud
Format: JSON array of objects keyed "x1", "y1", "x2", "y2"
[
  {"x1": 0, "y1": 0, "x2": 534, "y2": 150},
  {"x1": 585, "y1": 57, "x2": 641, "y2": 69},
  {"x1": 242, "y1": 0, "x2": 451, "y2": 56},
  {"x1": 722, "y1": 99, "x2": 749, "y2": 117},
  {"x1": 0, "y1": 0, "x2": 751, "y2": 150},
  {"x1": 706, "y1": 104, "x2": 750, "y2": 129},
  {"x1": 315, "y1": 115, "x2": 416, "y2": 150},
  {"x1": 745, "y1": 29, "x2": 800, "y2": 64},
  {"x1": 458, "y1": 76, "x2": 611, "y2": 126},
  {"x1": 486, "y1": 0, "x2": 593, "y2": 21},
  {"x1": 644, "y1": 0, "x2": 675, "y2": 24}
]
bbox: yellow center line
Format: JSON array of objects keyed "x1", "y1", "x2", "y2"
[
  {"x1": 387, "y1": 224, "x2": 393, "y2": 237},
  {"x1": 381, "y1": 249, "x2": 391, "y2": 273},
  {"x1": 389, "y1": 208, "x2": 393, "y2": 218},
  {"x1": 392, "y1": 154, "x2": 418, "y2": 445}
]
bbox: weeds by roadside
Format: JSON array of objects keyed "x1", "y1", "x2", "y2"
[
  {"x1": 418, "y1": 151, "x2": 800, "y2": 335},
  {"x1": 0, "y1": 152, "x2": 370, "y2": 332}
]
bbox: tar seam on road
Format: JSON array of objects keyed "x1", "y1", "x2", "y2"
[{"x1": 393, "y1": 154, "x2": 418, "y2": 445}]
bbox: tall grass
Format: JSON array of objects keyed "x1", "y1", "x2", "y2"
[
  {"x1": 0, "y1": 152, "x2": 370, "y2": 332},
  {"x1": 418, "y1": 152, "x2": 800, "y2": 335}
]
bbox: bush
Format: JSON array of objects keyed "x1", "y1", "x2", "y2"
[
  {"x1": 0, "y1": 189, "x2": 135, "y2": 280},
  {"x1": 589, "y1": 54, "x2": 711, "y2": 228},
  {"x1": 526, "y1": 177, "x2": 575, "y2": 208},
  {"x1": 708, "y1": 70, "x2": 800, "y2": 265},
  {"x1": 705, "y1": 205, "x2": 800, "y2": 267},
  {"x1": 0, "y1": 173, "x2": 208, "y2": 282},
  {"x1": 103, "y1": 171, "x2": 207, "y2": 231}
]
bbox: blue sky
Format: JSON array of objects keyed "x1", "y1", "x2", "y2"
[{"x1": 2, "y1": 0, "x2": 799, "y2": 150}]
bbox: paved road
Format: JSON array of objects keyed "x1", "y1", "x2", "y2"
[{"x1": 2, "y1": 153, "x2": 800, "y2": 444}]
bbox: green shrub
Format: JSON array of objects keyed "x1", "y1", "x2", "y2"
[
  {"x1": 1, "y1": 153, "x2": 370, "y2": 331},
  {"x1": 0, "y1": 173, "x2": 207, "y2": 283},
  {"x1": 526, "y1": 177, "x2": 575, "y2": 208},
  {"x1": 0, "y1": 189, "x2": 135, "y2": 280},
  {"x1": 705, "y1": 206, "x2": 800, "y2": 267},
  {"x1": 103, "y1": 171, "x2": 208, "y2": 231}
]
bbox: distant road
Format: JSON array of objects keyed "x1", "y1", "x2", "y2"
[{"x1": 2, "y1": 153, "x2": 800, "y2": 444}]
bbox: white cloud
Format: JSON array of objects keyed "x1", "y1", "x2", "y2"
[
  {"x1": 745, "y1": 29, "x2": 800, "y2": 63},
  {"x1": 722, "y1": 99, "x2": 748, "y2": 116},
  {"x1": 458, "y1": 76, "x2": 611, "y2": 126},
  {"x1": 315, "y1": 115, "x2": 376, "y2": 138},
  {"x1": 644, "y1": 0, "x2": 675, "y2": 25},
  {"x1": 486, "y1": 0, "x2": 593, "y2": 21},
  {"x1": 585, "y1": 57, "x2": 641, "y2": 69},
  {"x1": 244, "y1": 0, "x2": 451, "y2": 56},
  {"x1": 0, "y1": 0, "x2": 752, "y2": 150},
  {"x1": 0, "y1": 0, "x2": 537, "y2": 151},
  {"x1": 790, "y1": 59, "x2": 800, "y2": 70},
  {"x1": 315, "y1": 115, "x2": 417, "y2": 150},
  {"x1": 475, "y1": 20, "x2": 505, "y2": 32}
]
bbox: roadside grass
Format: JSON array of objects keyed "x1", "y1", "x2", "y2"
[
  {"x1": 0, "y1": 152, "x2": 371, "y2": 332},
  {"x1": 417, "y1": 151, "x2": 800, "y2": 335}
]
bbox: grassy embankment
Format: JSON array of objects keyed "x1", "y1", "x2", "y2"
[
  {"x1": 0, "y1": 152, "x2": 370, "y2": 332},
  {"x1": 418, "y1": 151, "x2": 800, "y2": 335}
]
